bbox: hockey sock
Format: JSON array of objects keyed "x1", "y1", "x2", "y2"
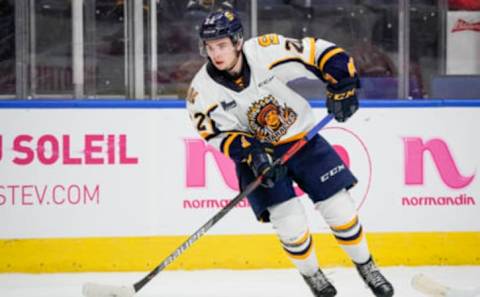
[
  {"x1": 281, "y1": 230, "x2": 319, "y2": 277},
  {"x1": 268, "y1": 198, "x2": 319, "y2": 276},
  {"x1": 315, "y1": 190, "x2": 370, "y2": 264},
  {"x1": 330, "y1": 214, "x2": 370, "y2": 264}
]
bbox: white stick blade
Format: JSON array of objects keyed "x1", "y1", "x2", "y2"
[
  {"x1": 412, "y1": 274, "x2": 480, "y2": 297},
  {"x1": 82, "y1": 282, "x2": 136, "y2": 297},
  {"x1": 412, "y1": 273, "x2": 449, "y2": 297}
]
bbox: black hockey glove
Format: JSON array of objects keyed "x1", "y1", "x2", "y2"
[
  {"x1": 326, "y1": 76, "x2": 360, "y2": 122},
  {"x1": 246, "y1": 143, "x2": 287, "y2": 188}
]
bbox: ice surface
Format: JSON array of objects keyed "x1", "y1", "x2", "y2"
[{"x1": 0, "y1": 266, "x2": 479, "y2": 297}]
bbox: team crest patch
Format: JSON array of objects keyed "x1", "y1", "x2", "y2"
[{"x1": 247, "y1": 95, "x2": 297, "y2": 143}]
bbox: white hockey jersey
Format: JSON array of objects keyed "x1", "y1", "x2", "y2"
[{"x1": 187, "y1": 33, "x2": 345, "y2": 157}]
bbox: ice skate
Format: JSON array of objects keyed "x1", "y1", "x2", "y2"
[
  {"x1": 302, "y1": 269, "x2": 337, "y2": 297},
  {"x1": 355, "y1": 257, "x2": 394, "y2": 297}
]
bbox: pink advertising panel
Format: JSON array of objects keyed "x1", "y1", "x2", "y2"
[{"x1": 0, "y1": 108, "x2": 478, "y2": 238}]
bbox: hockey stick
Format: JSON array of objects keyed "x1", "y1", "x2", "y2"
[
  {"x1": 412, "y1": 273, "x2": 480, "y2": 297},
  {"x1": 82, "y1": 113, "x2": 334, "y2": 297}
]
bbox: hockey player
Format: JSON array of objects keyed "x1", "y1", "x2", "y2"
[{"x1": 187, "y1": 9, "x2": 394, "y2": 297}]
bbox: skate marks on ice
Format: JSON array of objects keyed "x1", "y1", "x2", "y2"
[{"x1": 0, "y1": 266, "x2": 479, "y2": 297}]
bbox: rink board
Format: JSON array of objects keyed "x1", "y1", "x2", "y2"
[{"x1": 0, "y1": 100, "x2": 479, "y2": 272}]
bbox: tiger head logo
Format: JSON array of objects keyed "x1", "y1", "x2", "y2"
[{"x1": 247, "y1": 95, "x2": 297, "y2": 143}]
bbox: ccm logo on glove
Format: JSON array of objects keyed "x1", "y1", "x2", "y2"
[
  {"x1": 326, "y1": 88, "x2": 356, "y2": 101},
  {"x1": 326, "y1": 76, "x2": 360, "y2": 123}
]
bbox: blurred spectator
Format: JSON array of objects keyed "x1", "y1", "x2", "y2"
[
  {"x1": 155, "y1": 0, "x2": 250, "y2": 97},
  {"x1": 0, "y1": 0, "x2": 15, "y2": 94},
  {"x1": 449, "y1": 0, "x2": 480, "y2": 10},
  {"x1": 350, "y1": 41, "x2": 396, "y2": 77},
  {"x1": 186, "y1": 0, "x2": 235, "y2": 12}
]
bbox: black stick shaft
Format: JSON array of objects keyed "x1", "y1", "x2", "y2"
[
  {"x1": 134, "y1": 177, "x2": 262, "y2": 292},
  {"x1": 133, "y1": 113, "x2": 334, "y2": 292}
]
